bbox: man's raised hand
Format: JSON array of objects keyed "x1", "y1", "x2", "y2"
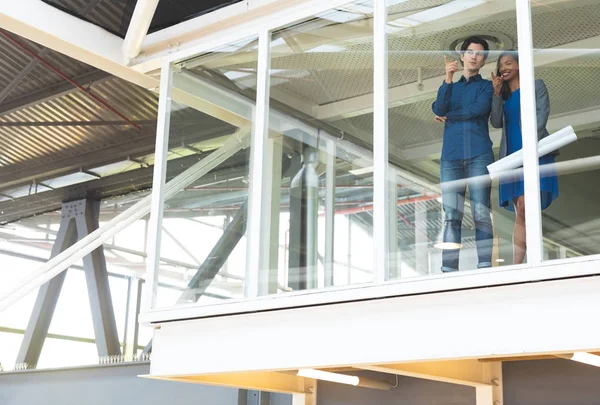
[{"x1": 444, "y1": 56, "x2": 459, "y2": 84}]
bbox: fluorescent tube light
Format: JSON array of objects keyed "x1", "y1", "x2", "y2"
[
  {"x1": 570, "y1": 353, "x2": 600, "y2": 368},
  {"x1": 297, "y1": 369, "x2": 393, "y2": 390},
  {"x1": 297, "y1": 369, "x2": 360, "y2": 385}
]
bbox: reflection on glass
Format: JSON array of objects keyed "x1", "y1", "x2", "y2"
[
  {"x1": 386, "y1": 0, "x2": 519, "y2": 277},
  {"x1": 491, "y1": 51, "x2": 558, "y2": 265},
  {"x1": 155, "y1": 37, "x2": 258, "y2": 308},
  {"x1": 260, "y1": 1, "x2": 376, "y2": 295},
  {"x1": 529, "y1": 0, "x2": 600, "y2": 261}
]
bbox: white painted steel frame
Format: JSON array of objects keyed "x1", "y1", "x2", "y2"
[
  {"x1": 140, "y1": 255, "x2": 600, "y2": 324},
  {"x1": 142, "y1": 0, "x2": 376, "y2": 68},
  {"x1": 141, "y1": 0, "x2": 569, "y2": 319},
  {"x1": 373, "y1": 0, "x2": 389, "y2": 284},
  {"x1": 515, "y1": 0, "x2": 543, "y2": 265},
  {"x1": 149, "y1": 275, "x2": 600, "y2": 376},
  {"x1": 245, "y1": 29, "x2": 272, "y2": 298},
  {"x1": 143, "y1": 60, "x2": 173, "y2": 313}
]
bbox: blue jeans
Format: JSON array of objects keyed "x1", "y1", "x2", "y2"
[{"x1": 440, "y1": 151, "x2": 494, "y2": 272}]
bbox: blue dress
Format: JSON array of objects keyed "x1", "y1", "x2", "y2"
[{"x1": 498, "y1": 89, "x2": 559, "y2": 212}]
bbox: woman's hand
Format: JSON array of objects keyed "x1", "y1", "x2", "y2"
[
  {"x1": 434, "y1": 115, "x2": 447, "y2": 123},
  {"x1": 491, "y1": 72, "x2": 504, "y2": 96}
]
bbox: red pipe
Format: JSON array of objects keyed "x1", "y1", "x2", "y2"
[
  {"x1": 326, "y1": 194, "x2": 439, "y2": 216},
  {"x1": 0, "y1": 32, "x2": 142, "y2": 132}
]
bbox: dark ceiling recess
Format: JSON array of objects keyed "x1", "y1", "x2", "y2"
[{"x1": 41, "y1": 0, "x2": 244, "y2": 39}]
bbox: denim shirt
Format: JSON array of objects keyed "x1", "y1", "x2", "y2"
[{"x1": 432, "y1": 74, "x2": 494, "y2": 161}]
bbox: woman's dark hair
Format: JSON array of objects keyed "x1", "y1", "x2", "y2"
[
  {"x1": 496, "y1": 51, "x2": 519, "y2": 101},
  {"x1": 459, "y1": 36, "x2": 489, "y2": 66}
]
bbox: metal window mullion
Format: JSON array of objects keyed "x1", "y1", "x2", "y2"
[
  {"x1": 324, "y1": 138, "x2": 336, "y2": 287},
  {"x1": 143, "y1": 60, "x2": 174, "y2": 312},
  {"x1": 515, "y1": 0, "x2": 543, "y2": 265},
  {"x1": 245, "y1": 29, "x2": 272, "y2": 298},
  {"x1": 373, "y1": 0, "x2": 389, "y2": 284}
]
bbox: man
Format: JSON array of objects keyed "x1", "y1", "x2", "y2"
[{"x1": 432, "y1": 36, "x2": 494, "y2": 272}]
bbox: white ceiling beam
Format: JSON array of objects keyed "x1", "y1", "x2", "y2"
[
  {"x1": 130, "y1": 0, "x2": 369, "y2": 74},
  {"x1": 317, "y1": 35, "x2": 600, "y2": 121},
  {"x1": 132, "y1": 0, "x2": 580, "y2": 74},
  {"x1": 357, "y1": 360, "x2": 497, "y2": 388},
  {"x1": 401, "y1": 105, "x2": 600, "y2": 161},
  {"x1": 142, "y1": 371, "x2": 311, "y2": 395},
  {"x1": 0, "y1": 0, "x2": 156, "y2": 90},
  {"x1": 122, "y1": 0, "x2": 161, "y2": 63}
]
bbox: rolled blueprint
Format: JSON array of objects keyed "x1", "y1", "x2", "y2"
[{"x1": 487, "y1": 125, "x2": 577, "y2": 179}]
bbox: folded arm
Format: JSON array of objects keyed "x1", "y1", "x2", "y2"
[{"x1": 432, "y1": 81, "x2": 452, "y2": 117}]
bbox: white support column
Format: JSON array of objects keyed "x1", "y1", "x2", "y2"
[
  {"x1": 122, "y1": 0, "x2": 160, "y2": 62},
  {"x1": 292, "y1": 379, "x2": 317, "y2": 405},
  {"x1": 388, "y1": 174, "x2": 399, "y2": 279},
  {"x1": 123, "y1": 277, "x2": 143, "y2": 360},
  {"x1": 245, "y1": 29, "x2": 272, "y2": 298},
  {"x1": 373, "y1": 0, "x2": 389, "y2": 284},
  {"x1": 415, "y1": 201, "x2": 428, "y2": 275},
  {"x1": 477, "y1": 361, "x2": 503, "y2": 405},
  {"x1": 475, "y1": 386, "x2": 494, "y2": 405},
  {"x1": 515, "y1": 0, "x2": 543, "y2": 265},
  {"x1": 324, "y1": 138, "x2": 336, "y2": 287},
  {"x1": 257, "y1": 138, "x2": 282, "y2": 296},
  {"x1": 487, "y1": 361, "x2": 503, "y2": 405},
  {"x1": 144, "y1": 60, "x2": 174, "y2": 312}
]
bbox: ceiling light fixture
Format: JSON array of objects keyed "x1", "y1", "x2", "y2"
[
  {"x1": 297, "y1": 369, "x2": 359, "y2": 385},
  {"x1": 558, "y1": 352, "x2": 600, "y2": 368},
  {"x1": 297, "y1": 368, "x2": 393, "y2": 390}
]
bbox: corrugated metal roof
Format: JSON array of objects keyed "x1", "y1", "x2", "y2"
[
  {"x1": 40, "y1": 0, "x2": 244, "y2": 38},
  {"x1": 0, "y1": 77, "x2": 158, "y2": 168},
  {"x1": 0, "y1": 30, "x2": 97, "y2": 104}
]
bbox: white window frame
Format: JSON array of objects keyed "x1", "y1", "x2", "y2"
[{"x1": 142, "y1": 0, "x2": 593, "y2": 324}]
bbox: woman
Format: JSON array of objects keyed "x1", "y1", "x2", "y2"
[{"x1": 490, "y1": 51, "x2": 558, "y2": 264}]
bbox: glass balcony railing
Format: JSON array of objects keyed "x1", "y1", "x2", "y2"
[{"x1": 140, "y1": 0, "x2": 600, "y2": 320}]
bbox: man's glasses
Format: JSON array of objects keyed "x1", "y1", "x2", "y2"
[{"x1": 463, "y1": 50, "x2": 486, "y2": 57}]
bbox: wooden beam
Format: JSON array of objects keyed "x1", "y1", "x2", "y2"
[
  {"x1": 142, "y1": 372, "x2": 313, "y2": 395},
  {"x1": 358, "y1": 360, "x2": 494, "y2": 387}
]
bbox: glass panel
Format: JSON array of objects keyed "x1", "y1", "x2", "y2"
[
  {"x1": 385, "y1": 0, "x2": 519, "y2": 277},
  {"x1": 259, "y1": 0, "x2": 375, "y2": 295},
  {"x1": 155, "y1": 37, "x2": 258, "y2": 308},
  {"x1": 529, "y1": 0, "x2": 600, "y2": 261}
]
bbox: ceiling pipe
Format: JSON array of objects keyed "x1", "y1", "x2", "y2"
[{"x1": 122, "y1": 0, "x2": 161, "y2": 63}]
